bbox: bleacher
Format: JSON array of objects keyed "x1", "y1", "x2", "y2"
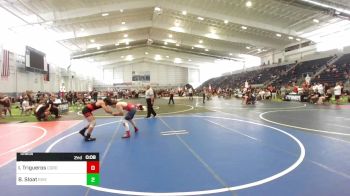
[
  {"x1": 274, "y1": 57, "x2": 332, "y2": 85},
  {"x1": 313, "y1": 53, "x2": 350, "y2": 85},
  {"x1": 198, "y1": 63, "x2": 292, "y2": 89},
  {"x1": 198, "y1": 55, "x2": 350, "y2": 90}
]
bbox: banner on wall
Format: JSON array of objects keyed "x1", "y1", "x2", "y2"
[{"x1": 132, "y1": 71, "x2": 150, "y2": 82}]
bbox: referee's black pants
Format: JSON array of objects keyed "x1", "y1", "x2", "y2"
[
  {"x1": 168, "y1": 95, "x2": 174, "y2": 104},
  {"x1": 146, "y1": 98, "x2": 156, "y2": 117}
]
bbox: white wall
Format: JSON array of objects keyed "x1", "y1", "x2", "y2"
[
  {"x1": 261, "y1": 43, "x2": 343, "y2": 66},
  {"x1": 188, "y1": 68, "x2": 200, "y2": 87},
  {"x1": 100, "y1": 61, "x2": 190, "y2": 87},
  {"x1": 261, "y1": 51, "x2": 285, "y2": 65}
]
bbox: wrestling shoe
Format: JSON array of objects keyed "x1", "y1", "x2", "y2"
[
  {"x1": 85, "y1": 137, "x2": 96, "y2": 142},
  {"x1": 134, "y1": 127, "x2": 139, "y2": 133},
  {"x1": 79, "y1": 128, "x2": 87, "y2": 137},
  {"x1": 122, "y1": 131, "x2": 131, "y2": 139}
]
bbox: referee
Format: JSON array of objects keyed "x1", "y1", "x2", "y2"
[{"x1": 145, "y1": 85, "x2": 157, "y2": 118}]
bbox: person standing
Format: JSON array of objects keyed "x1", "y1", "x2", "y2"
[
  {"x1": 145, "y1": 85, "x2": 157, "y2": 118},
  {"x1": 92, "y1": 89, "x2": 98, "y2": 102},
  {"x1": 168, "y1": 89, "x2": 175, "y2": 104},
  {"x1": 334, "y1": 82, "x2": 342, "y2": 105},
  {"x1": 202, "y1": 87, "x2": 206, "y2": 104},
  {"x1": 188, "y1": 88, "x2": 193, "y2": 101}
]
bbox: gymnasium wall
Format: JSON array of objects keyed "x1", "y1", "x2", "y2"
[
  {"x1": 0, "y1": 48, "x2": 93, "y2": 95},
  {"x1": 100, "y1": 61, "x2": 191, "y2": 87}
]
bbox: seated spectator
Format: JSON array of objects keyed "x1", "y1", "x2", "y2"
[
  {"x1": 310, "y1": 90, "x2": 321, "y2": 104},
  {"x1": 22, "y1": 96, "x2": 34, "y2": 115}
]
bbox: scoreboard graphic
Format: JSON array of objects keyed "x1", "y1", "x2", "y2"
[{"x1": 16, "y1": 153, "x2": 99, "y2": 186}]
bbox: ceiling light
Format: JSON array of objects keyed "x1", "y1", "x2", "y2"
[
  {"x1": 90, "y1": 39, "x2": 95, "y2": 43},
  {"x1": 191, "y1": 47, "x2": 194, "y2": 49},
  {"x1": 206, "y1": 32, "x2": 219, "y2": 39},
  {"x1": 246, "y1": 46, "x2": 251, "y2": 49},
  {"x1": 182, "y1": 11, "x2": 187, "y2": 15},
  {"x1": 170, "y1": 26, "x2": 185, "y2": 33},
  {"x1": 241, "y1": 26, "x2": 247, "y2": 30},
  {"x1": 229, "y1": 53, "x2": 233, "y2": 56},
  {"x1": 80, "y1": 28, "x2": 85, "y2": 31},
  {"x1": 288, "y1": 36, "x2": 294, "y2": 40},
  {"x1": 257, "y1": 49, "x2": 261, "y2": 52},
  {"x1": 188, "y1": 59, "x2": 192, "y2": 62},
  {"x1": 296, "y1": 38, "x2": 301, "y2": 41},
  {"x1": 97, "y1": 46, "x2": 101, "y2": 50},
  {"x1": 154, "y1": 7, "x2": 161, "y2": 12},
  {"x1": 126, "y1": 55, "x2": 133, "y2": 61},
  {"x1": 166, "y1": 56, "x2": 169, "y2": 58},
  {"x1": 145, "y1": 52, "x2": 148, "y2": 55},
  {"x1": 197, "y1": 17, "x2": 204, "y2": 20},
  {"x1": 199, "y1": 40, "x2": 203, "y2": 44},
  {"x1": 168, "y1": 34, "x2": 173, "y2": 38},
  {"x1": 205, "y1": 48, "x2": 209, "y2": 51},
  {"x1": 313, "y1": 19, "x2": 319, "y2": 23},
  {"x1": 246, "y1": 1, "x2": 252, "y2": 7},
  {"x1": 174, "y1": 20, "x2": 180, "y2": 27},
  {"x1": 176, "y1": 43, "x2": 180, "y2": 46},
  {"x1": 262, "y1": 49, "x2": 267, "y2": 52},
  {"x1": 194, "y1": 44, "x2": 204, "y2": 48},
  {"x1": 121, "y1": 56, "x2": 124, "y2": 58},
  {"x1": 154, "y1": 54, "x2": 162, "y2": 61},
  {"x1": 164, "y1": 41, "x2": 168, "y2": 45},
  {"x1": 121, "y1": 21, "x2": 126, "y2": 25},
  {"x1": 174, "y1": 58, "x2": 182, "y2": 63},
  {"x1": 115, "y1": 43, "x2": 120, "y2": 46},
  {"x1": 276, "y1": 33, "x2": 282, "y2": 37},
  {"x1": 224, "y1": 20, "x2": 229, "y2": 24},
  {"x1": 101, "y1": 13, "x2": 109, "y2": 17},
  {"x1": 125, "y1": 41, "x2": 129, "y2": 45},
  {"x1": 120, "y1": 9, "x2": 124, "y2": 13},
  {"x1": 124, "y1": 34, "x2": 128, "y2": 38}
]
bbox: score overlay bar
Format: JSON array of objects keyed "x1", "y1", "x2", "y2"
[{"x1": 16, "y1": 153, "x2": 99, "y2": 186}]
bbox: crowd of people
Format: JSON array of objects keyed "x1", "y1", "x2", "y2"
[
  {"x1": 1, "y1": 79, "x2": 349, "y2": 121},
  {"x1": 204, "y1": 79, "x2": 349, "y2": 105}
]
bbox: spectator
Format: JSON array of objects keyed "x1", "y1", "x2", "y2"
[
  {"x1": 2, "y1": 96, "x2": 12, "y2": 117},
  {"x1": 188, "y1": 87, "x2": 193, "y2": 100},
  {"x1": 22, "y1": 96, "x2": 34, "y2": 115},
  {"x1": 334, "y1": 82, "x2": 342, "y2": 104},
  {"x1": 46, "y1": 94, "x2": 61, "y2": 119}
]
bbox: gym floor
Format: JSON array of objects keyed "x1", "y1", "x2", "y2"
[{"x1": 1, "y1": 97, "x2": 350, "y2": 196}]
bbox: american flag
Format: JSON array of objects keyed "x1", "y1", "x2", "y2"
[{"x1": 1, "y1": 49, "x2": 10, "y2": 78}]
